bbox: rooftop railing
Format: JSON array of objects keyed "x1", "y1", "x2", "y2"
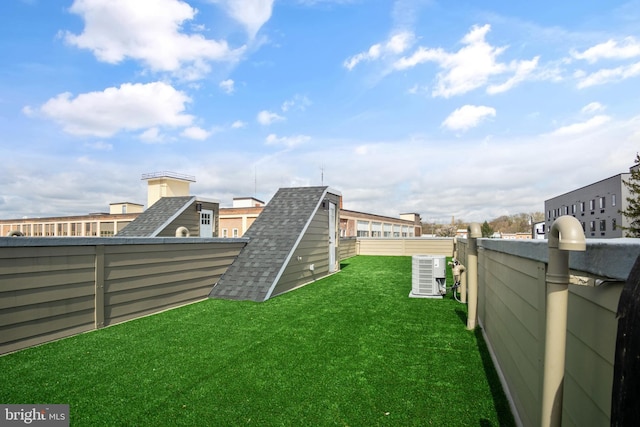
[{"x1": 141, "y1": 171, "x2": 196, "y2": 182}]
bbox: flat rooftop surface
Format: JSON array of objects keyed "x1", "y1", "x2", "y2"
[{"x1": 0, "y1": 255, "x2": 514, "y2": 426}]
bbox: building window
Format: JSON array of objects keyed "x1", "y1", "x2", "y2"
[
  {"x1": 563, "y1": 206, "x2": 568, "y2": 215},
  {"x1": 122, "y1": 205, "x2": 127, "y2": 214},
  {"x1": 581, "y1": 222, "x2": 586, "y2": 231},
  {"x1": 599, "y1": 197, "x2": 605, "y2": 209},
  {"x1": 357, "y1": 221, "x2": 369, "y2": 237},
  {"x1": 371, "y1": 222, "x2": 382, "y2": 237},
  {"x1": 580, "y1": 202, "x2": 585, "y2": 212},
  {"x1": 571, "y1": 204, "x2": 576, "y2": 214},
  {"x1": 547, "y1": 210, "x2": 551, "y2": 220},
  {"x1": 589, "y1": 199, "x2": 595, "y2": 211},
  {"x1": 599, "y1": 220, "x2": 606, "y2": 231},
  {"x1": 589, "y1": 221, "x2": 596, "y2": 232},
  {"x1": 612, "y1": 218, "x2": 617, "y2": 230},
  {"x1": 201, "y1": 212, "x2": 211, "y2": 226},
  {"x1": 612, "y1": 194, "x2": 616, "y2": 206},
  {"x1": 222, "y1": 229, "x2": 228, "y2": 238},
  {"x1": 232, "y1": 228, "x2": 239, "y2": 237}
]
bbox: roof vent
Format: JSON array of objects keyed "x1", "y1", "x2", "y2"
[{"x1": 175, "y1": 226, "x2": 190, "y2": 237}]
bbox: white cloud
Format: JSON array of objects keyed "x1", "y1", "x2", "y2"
[
  {"x1": 393, "y1": 46, "x2": 445, "y2": 70},
  {"x1": 21, "y1": 105, "x2": 35, "y2": 117},
  {"x1": 344, "y1": 31, "x2": 414, "y2": 70},
  {"x1": 4, "y1": 113, "x2": 639, "y2": 223},
  {"x1": 407, "y1": 84, "x2": 429, "y2": 95},
  {"x1": 64, "y1": 0, "x2": 244, "y2": 80},
  {"x1": 487, "y1": 56, "x2": 539, "y2": 94},
  {"x1": 216, "y1": 0, "x2": 274, "y2": 39},
  {"x1": 442, "y1": 105, "x2": 496, "y2": 132},
  {"x1": 139, "y1": 127, "x2": 164, "y2": 142},
  {"x1": 257, "y1": 110, "x2": 285, "y2": 125},
  {"x1": 181, "y1": 126, "x2": 211, "y2": 140},
  {"x1": 394, "y1": 24, "x2": 538, "y2": 97},
  {"x1": 550, "y1": 115, "x2": 611, "y2": 136},
  {"x1": 84, "y1": 141, "x2": 113, "y2": 150},
  {"x1": 219, "y1": 79, "x2": 235, "y2": 94},
  {"x1": 386, "y1": 31, "x2": 414, "y2": 54},
  {"x1": 231, "y1": 120, "x2": 247, "y2": 128},
  {"x1": 581, "y1": 102, "x2": 605, "y2": 114},
  {"x1": 575, "y1": 61, "x2": 640, "y2": 88},
  {"x1": 281, "y1": 94, "x2": 311, "y2": 112},
  {"x1": 40, "y1": 82, "x2": 193, "y2": 137},
  {"x1": 571, "y1": 37, "x2": 640, "y2": 63},
  {"x1": 354, "y1": 145, "x2": 369, "y2": 155},
  {"x1": 265, "y1": 133, "x2": 310, "y2": 148}
]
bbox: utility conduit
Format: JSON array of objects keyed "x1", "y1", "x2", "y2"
[{"x1": 541, "y1": 216, "x2": 586, "y2": 427}]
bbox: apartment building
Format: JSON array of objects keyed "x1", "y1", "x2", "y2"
[{"x1": 544, "y1": 166, "x2": 635, "y2": 238}]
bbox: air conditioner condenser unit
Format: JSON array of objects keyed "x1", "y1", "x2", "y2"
[{"x1": 409, "y1": 255, "x2": 447, "y2": 299}]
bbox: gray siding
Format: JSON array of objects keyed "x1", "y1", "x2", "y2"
[
  {"x1": 157, "y1": 208, "x2": 199, "y2": 237},
  {"x1": 209, "y1": 186, "x2": 338, "y2": 302},
  {"x1": 102, "y1": 241, "x2": 238, "y2": 325},
  {"x1": 0, "y1": 245, "x2": 96, "y2": 355},
  {"x1": 479, "y1": 248, "x2": 546, "y2": 427},
  {"x1": 0, "y1": 238, "x2": 246, "y2": 354},
  {"x1": 157, "y1": 201, "x2": 219, "y2": 237},
  {"x1": 270, "y1": 193, "x2": 341, "y2": 297},
  {"x1": 457, "y1": 237, "x2": 640, "y2": 426},
  {"x1": 339, "y1": 237, "x2": 357, "y2": 260}
]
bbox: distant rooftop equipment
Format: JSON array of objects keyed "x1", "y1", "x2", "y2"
[
  {"x1": 410, "y1": 255, "x2": 447, "y2": 299},
  {"x1": 142, "y1": 171, "x2": 196, "y2": 208}
]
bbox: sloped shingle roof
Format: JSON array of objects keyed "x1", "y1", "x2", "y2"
[
  {"x1": 209, "y1": 186, "x2": 328, "y2": 302},
  {"x1": 116, "y1": 196, "x2": 195, "y2": 237}
]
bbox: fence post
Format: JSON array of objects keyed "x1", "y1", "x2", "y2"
[
  {"x1": 466, "y1": 223, "x2": 481, "y2": 330},
  {"x1": 453, "y1": 236, "x2": 457, "y2": 260},
  {"x1": 95, "y1": 245, "x2": 105, "y2": 329},
  {"x1": 460, "y1": 267, "x2": 467, "y2": 304}
]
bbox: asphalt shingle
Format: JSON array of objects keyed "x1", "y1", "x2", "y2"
[
  {"x1": 209, "y1": 186, "x2": 328, "y2": 302},
  {"x1": 116, "y1": 196, "x2": 195, "y2": 237}
]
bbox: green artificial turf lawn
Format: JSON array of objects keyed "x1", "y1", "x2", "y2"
[{"x1": 0, "y1": 256, "x2": 514, "y2": 426}]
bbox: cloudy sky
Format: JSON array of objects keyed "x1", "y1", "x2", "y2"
[{"x1": 1, "y1": 0, "x2": 639, "y2": 223}]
